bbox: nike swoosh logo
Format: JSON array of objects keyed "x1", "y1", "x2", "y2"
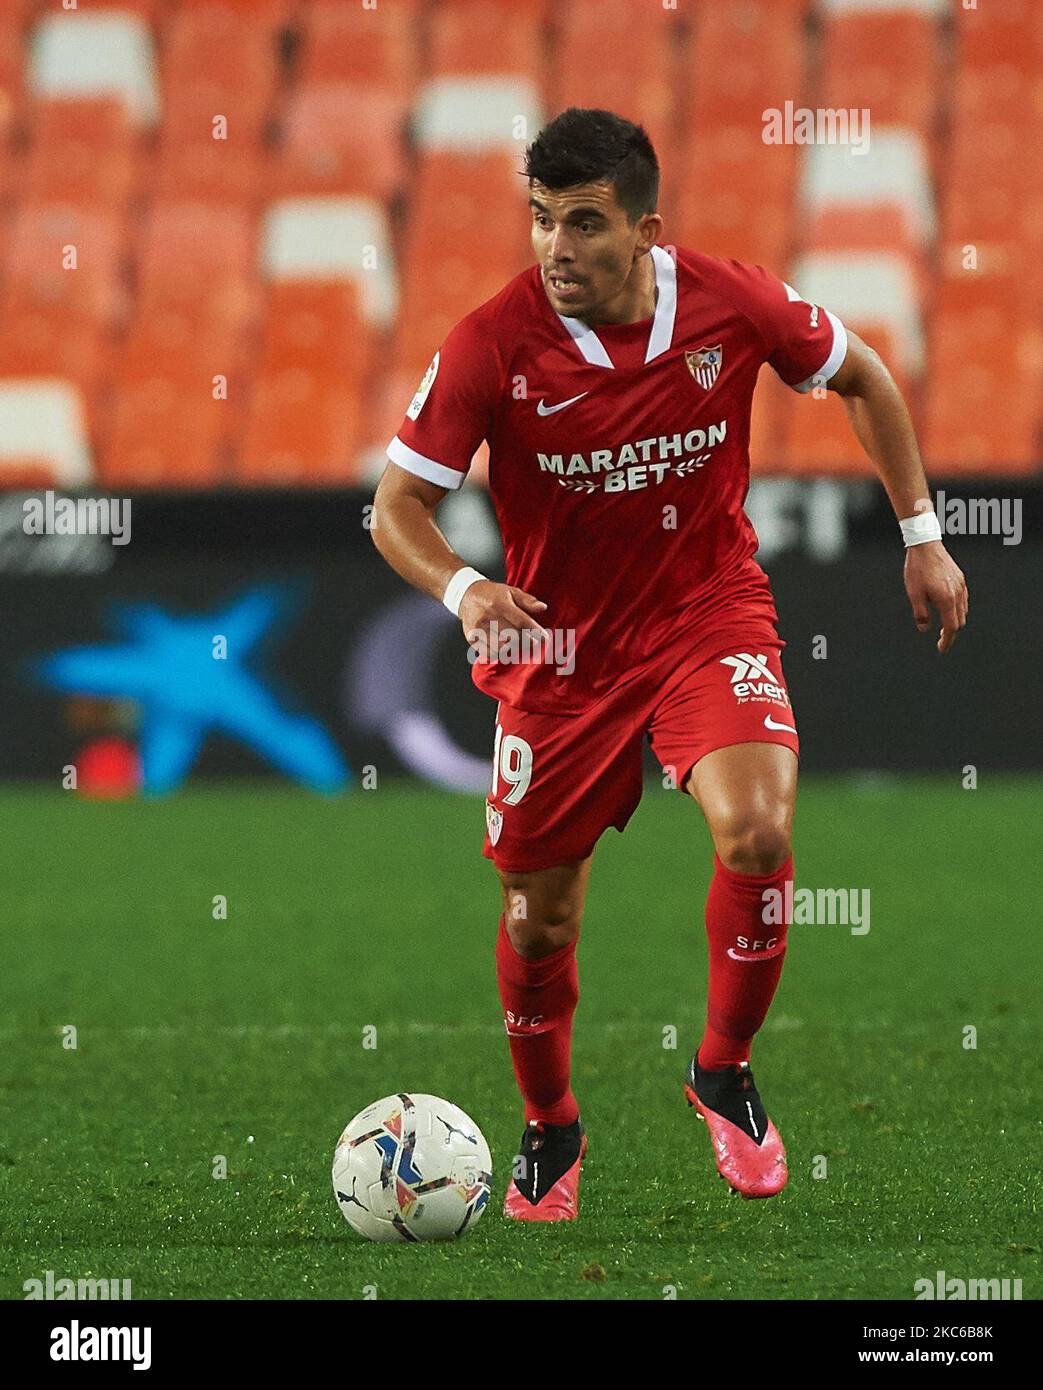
[
  {"x1": 764, "y1": 715, "x2": 797, "y2": 734},
  {"x1": 536, "y1": 392, "x2": 589, "y2": 416}
]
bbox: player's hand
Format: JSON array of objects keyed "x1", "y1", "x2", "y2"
[
  {"x1": 904, "y1": 541, "x2": 968, "y2": 653},
  {"x1": 458, "y1": 581, "x2": 549, "y2": 655}
]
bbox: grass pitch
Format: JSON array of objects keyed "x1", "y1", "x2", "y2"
[{"x1": 1, "y1": 777, "x2": 1040, "y2": 1300}]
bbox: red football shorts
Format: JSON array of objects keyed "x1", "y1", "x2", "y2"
[{"x1": 482, "y1": 628, "x2": 799, "y2": 873}]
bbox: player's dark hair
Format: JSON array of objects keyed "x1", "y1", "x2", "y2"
[{"x1": 524, "y1": 108, "x2": 660, "y2": 224}]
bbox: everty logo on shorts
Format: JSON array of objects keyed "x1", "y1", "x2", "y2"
[{"x1": 719, "y1": 652, "x2": 790, "y2": 706}]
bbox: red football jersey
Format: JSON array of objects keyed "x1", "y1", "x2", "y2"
[{"x1": 388, "y1": 246, "x2": 848, "y2": 713}]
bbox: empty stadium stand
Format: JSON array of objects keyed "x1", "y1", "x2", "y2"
[{"x1": 0, "y1": 0, "x2": 1039, "y2": 488}]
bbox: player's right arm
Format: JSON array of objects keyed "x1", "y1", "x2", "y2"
[
  {"x1": 370, "y1": 463, "x2": 549, "y2": 642},
  {"x1": 371, "y1": 315, "x2": 548, "y2": 644}
]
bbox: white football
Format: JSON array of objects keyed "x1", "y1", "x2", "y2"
[{"x1": 332, "y1": 1092, "x2": 493, "y2": 1242}]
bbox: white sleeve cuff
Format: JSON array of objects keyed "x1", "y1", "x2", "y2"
[
  {"x1": 789, "y1": 310, "x2": 848, "y2": 394},
  {"x1": 386, "y1": 435, "x2": 467, "y2": 490}
]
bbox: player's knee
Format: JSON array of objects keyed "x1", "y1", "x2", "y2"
[
  {"x1": 500, "y1": 882, "x2": 581, "y2": 957},
  {"x1": 713, "y1": 810, "x2": 791, "y2": 876},
  {"x1": 504, "y1": 918, "x2": 578, "y2": 958}
]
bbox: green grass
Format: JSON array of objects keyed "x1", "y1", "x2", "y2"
[{"x1": 1, "y1": 777, "x2": 1041, "y2": 1300}]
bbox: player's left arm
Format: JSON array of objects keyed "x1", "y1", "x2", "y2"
[{"x1": 829, "y1": 331, "x2": 968, "y2": 653}]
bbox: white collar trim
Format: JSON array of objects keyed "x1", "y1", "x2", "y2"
[{"x1": 556, "y1": 244, "x2": 677, "y2": 369}]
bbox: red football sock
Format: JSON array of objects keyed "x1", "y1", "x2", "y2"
[
  {"x1": 495, "y1": 915, "x2": 580, "y2": 1127},
  {"x1": 698, "y1": 852, "x2": 793, "y2": 1070}
]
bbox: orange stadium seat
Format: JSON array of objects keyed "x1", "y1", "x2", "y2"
[
  {"x1": 295, "y1": 0, "x2": 419, "y2": 92},
  {"x1": 0, "y1": 457, "x2": 64, "y2": 490},
  {"x1": 38, "y1": 0, "x2": 165, "y2": 16},
  {"x1": 687, "y1": 0, "x2": 804, "y2": 124},
  {"x1": 0, "y1": 380, "x2": 92, "y2": 487},
  {"x1": 427, "y1": 1, "x2": 545, "y2": 78},
  {"x1": 0, "y1": 309, "x2": 110, "y2": 403},
  {"x1": 394, "y1": 151, "x2": 531, "y2": 377},
  {"x1": 954, "y1": 0, "x2": 1043, "y2": 71},
  {"x1": 259, "y1": 196, "x2": 398, "y2": 334},
  {"x1": 0, "y1": 115, "x2": 17, "y2": 208},
  {"x1": 805, "y1": 205, "x2": 925, "y2": 265},
  {"x1": 405, "y1": 148, "x2": 530, "y2": 254},
  {"x1": 21, "y1": 98, "x2": 140, "y2": 208},
  {"x1": 0, "y1": 15, "x2": 25, "y2": 119},
  {"x1": 135, "y1": 202, "x2": 257, "y2": 313},
  {"x1": 945, "y1": 114, "x2": 1022, "y2": 184},
  {"x1": 29, "y1": 8, "x2": 159, "y2": 127},
  {"x1": 377, "y1": 136, "x2": 517, "y2": 483},
  {"x1": 2, "y1": 203, "x2": 128, "y2": 326},
  {"x1": 150, "y1": 135, "x2": 265, "y2": 205},
  {"x1": 254, "y1": 280, "x2": 372, "y2": 381},
  {"x1": 6, "y1": 0, "x2": 1033, "y2": 490},
  {"x1": 672, "y1": 126, "x2": 796, "y2": 269},
  {"x1": 237, "y1": 368, "x2": 362, "y2": 486},
  {"x1": 99, "y1": 374, "x2": 232, "y2": 487},
  {"x1": 160, "y1": 78, "x2": 272, "y2": 152},
  {"x1": 799, "y1": 130, "x2": 934, "y2": 257},
  {"x1": 942, "y1": 156, "x2": 1039, "y2": 250},
  {"x1": 819, "y1": 10, "x2": 940, "y2": 133},
  {"x1": 951, "y1": 64, "x2": 1043, "y2": 132},
  {"x1": 932, "y1": 243, "x2": 1026, "y2": 308},
  {"x1": 270, "y1": 84, "x2": 407, "y2": 202},
  {"x1": 175, "y1": 0, "x2": 293, "y2": 19},
  {"x1": 940, "y1": 85, "x2": 1043, "y2": 304},
  {"x1": 921, "y1": 358, "x2": 1042, "y2": 475},
  {"x1": 551, "y1": 0, "x2": 683, "y2": 163},
  {"x1": 922, "y1": 266, "x2": 1041, "y2": 474},
  {"x1": 159, "y1": 10, "x2": 280, "y2": 143},
  {"x1": 668, "y1": 0, "x2": 805, "y2": 265},
  {"x1": 117, "y1": 300, "x2": 255, "y2": 387}
]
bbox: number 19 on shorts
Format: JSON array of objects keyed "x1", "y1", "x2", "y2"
[{"x1": 492, "y1": 723, "x2": 532, "y2": 805}]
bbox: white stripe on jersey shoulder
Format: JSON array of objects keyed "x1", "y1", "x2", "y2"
[
  {"x1": 387, "y1": 435, "x2": 466, "y2": 489},
  {"x1": 791, "y1": 309, "x2": 849, "y2": 394},
  {"x1": 555, "y1": 243, "x2": 678, "y2": 370},
  {"x1": 645, "y1": 244, "x2": 677, "y2": 363}
]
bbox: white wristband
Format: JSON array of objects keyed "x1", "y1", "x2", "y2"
[
  {"x1": 899, "y1": 511, "x2": 943, "y2": 547},
  {"x1": 442, "y1": 566, "x2": 487, "y2": 616}
]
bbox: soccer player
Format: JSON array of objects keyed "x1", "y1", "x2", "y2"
[{"x1": 371, "y1": 109, "x2": 968, "y2": 1219}]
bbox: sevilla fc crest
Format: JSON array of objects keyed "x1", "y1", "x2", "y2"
[
  {"x1": 685, "y1": 344, "x2": 723, "y2": 391},
  {"x1": 485, "y1": 798, "x2": 503, "y2": 846}
]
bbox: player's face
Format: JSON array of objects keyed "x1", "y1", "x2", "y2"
[{"x1": 529, "y1": 180, "x2": 656, "y2": 317}]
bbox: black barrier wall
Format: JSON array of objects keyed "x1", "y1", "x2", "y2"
[{"x1": 0, "y1": 481, "x2": 1038, "y2": 789}]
